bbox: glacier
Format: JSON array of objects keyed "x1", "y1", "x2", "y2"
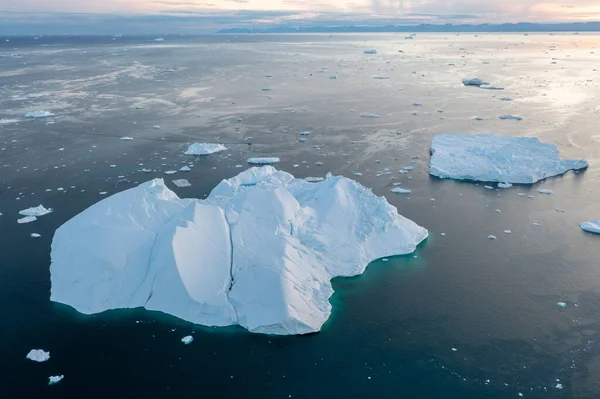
[
  {"x1": 429, "y1": 134, "x2": 589, "y2": 184},
  {"x1": 50, "y1": 167, "x2": 427, "y2": 335}
]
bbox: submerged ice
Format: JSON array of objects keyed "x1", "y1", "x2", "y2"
[
  {"x1": 429, "y1": 134, "x2": 588, "y2": 184},
  {"x1": 50, "y1": 167, "x2": 427, "y2": 335}
]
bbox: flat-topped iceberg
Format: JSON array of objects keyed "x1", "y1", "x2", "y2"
[
  {"x1": 50, "y1": 167, "x2": 427, "y2": 335},
  {"x1": 185, "y1": 143, "x2": 227, "y2": 156},
  {"x1": 430, "y1": 134, "x2": 588, "y2": 184},
  {"x1": 580, "y1": 221, "x2": 600, "y2": 234}
]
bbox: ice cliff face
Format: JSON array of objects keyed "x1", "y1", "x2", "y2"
[
  {"x1": 50, "y1": 166, "x2": 428, "y2": 335},
  {"x1": 429, "y1": 133, "x2": 588, "y2": 184}
]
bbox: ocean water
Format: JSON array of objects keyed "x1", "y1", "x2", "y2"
[{"x1": 0, "y1": 33, "x2": 599, "y2": 398}]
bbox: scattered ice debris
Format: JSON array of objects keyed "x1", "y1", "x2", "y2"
[
  {"x1": 49, "y1": 167, "x2": 428, "y2": 335},
  {"x1": 179, "y1": 166, "x2": 191, "y2": 172},
  {"x1": 31, "y1": 233, "x2": 41, "y2": 238},
  {"x1": 173, "y1": 179, "x2": 191, "y2": 188},
  {"x1": 181, "y1": 336, "x2": 194, "y2": 345},
  {"x1": 48, "y1": 375, "x2": 64, "y2": 385},
  {"x1": 580, "y1": 221, "x2": 600, "y2": 234},
  {"x1": 120, "y1": 137, "x2": 134, "y2": 141},
  {"x1": 25, "y1": 111, "x2": 55, "y2": 118},
  {"x1": 557, "y1": 302, "x2": 567, "y2": 308},
  {"x1": 164, "y1": 171, "x2": 177, "y2": 175},
  {"x1": 488, "y1": 235, "x2": 497, "y2": 240},
  {"x1": 391, "y1": 188, "x2": 411, "y2": 194},
  {"x1": 498, "y1": 182, "x2": 513, "y2": 189},
  {"x1": 363, "y1": 49, "x2": 377, "y2": 54},
  {"x1": 498, "y1": 115, "x2": 523, "y2": 121},
  {"x1": 462, "y1": 78, "x2": 488, "y2": 86},
  {"x1": 429, "y1": 133, "x2": 589, "y2": 184},
  {"x1": 247, "y1": 157, "x2": 280, "y2": 164},
  {"x1": 19, "y1": 205, "x2": 53, "y2": 217},
  {"x1": 360, "y1": 113, "x2": 379, "y2": 118},
  {"x1": 185, "y1": 143, "x2": 227, "y2": 156},
  {"x1": 537, "y1": 189, "x2": 553, "y2": 195},
  {"x1": 26, "y1": 349, "x2": 50, "y2": 362},
  {"x1": 305, "y1": 177, "x2": 325, "y2": 182}
]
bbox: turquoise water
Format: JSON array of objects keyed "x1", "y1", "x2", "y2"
[{"x1": 1, "y1": 34, "x2": 599, "y2": 398}]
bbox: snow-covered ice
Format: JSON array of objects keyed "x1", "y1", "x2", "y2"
[
  {"x1": 25, "y1": 111, "x2": 55, "y2": 118},
  {"x1": 247, "y1": 157, "x2": 280, "y2": 164},
  {"x1": 49, "y1": 167, "x2": 428, "y2": 335},
  {"x1": 19, "y1": 205, "x2": 53, "y2": 217},
  {"x1": 26, "y1": 349, "x2": 50, "y2": 362},
  {"x1": 429, "y1": 133, "x2": 589, "y2": 184},
  {"x1": 580, "y1": 221, "x2": 600, "y2": 234},
  {"x1": 173, "y1": 179, "x2": 191, "y2": 188},
  {"x1": 48, "y1": 375, "x2": 64, "y2": 385},
  {"x1": 184, "y1": 143, "x2": 227, "y2": 156}
]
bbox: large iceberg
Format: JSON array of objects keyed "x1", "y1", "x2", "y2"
[
  {"x1": 50, "y1": 167, "x2": 427, "y2": 335},
  {"x1": 429, "y1": 134, "x2": 589, "y2": 184}
]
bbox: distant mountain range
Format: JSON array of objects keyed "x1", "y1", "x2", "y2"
[{"x1": 219, "y1": 22, "x2": 600, "y2": 34}]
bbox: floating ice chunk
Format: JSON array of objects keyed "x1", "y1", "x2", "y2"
[
  {"x1": 556, "y1": 383, "x2": 563, "y2": 389},
  {"x1": 498, "y1": 182, "x2": 513, "y2": 189},
  {"x1": 429, "y1": 134, "x2": 588, "y2": 184},
  {"x1": 173, "y1": 179, "x2": 191, "y2": 188},
  {"x1": 26, "y1": 349, "x2": 50, "y2": 362},
  {"x1": 299, "y1": 131, "x2": 310, "y2": 136},
  {"x1": 25, "y1": 111, "x2": 54, "y2": 118},
  {"x1": 580, "y1": 221, "x2": 600, "y2": 234},
  {"x1": 557, "y1": 302, "x2": 567, "y2": 308},
  {"x1": 19, "y1": 205, "x2": 53, "y2": 217},
  {"x1": 49, "y1": 167, "x2": 428, "y2": 335},
  {"x1": 164, "y1": 171, "x2": 177, "y2": 175},
  {"x1": 363, "y1": 49, "x2": 377, "y2": 54},
  {"x1": 484, "y1": 185, "x2": 494, "y2": 190},
  {"x1": 179, "y1": 166, "x2": 191, "y2": 172},
  {"x1": 181, "y1": 335, "x2": 194, "y2": 344},
  {"x1": 0, "y1": 118, "x2": 19, "y2": 124},
  {"x1": 537, "y1": 189, "x2": 553, "y2": 195},
  {"x1": 153, "y1": 125, "x2": 160, "y2": 129},
  {"x1": 154, "y1": 37, "x2": 165, "y2": 42},
  {"x1": 352, "y1": 172, "x2": 363, "y2": 177},
  {"x1": 462, "y1": 78, "x2": 488, "y2": 86},
  {"x1": 473, "y1": 116, "x2": 486, "y2": 121},
  {"x1": 31, "y1": 233, "x2": 41, "y2": 238},
  {"x1": 499, "y1": 97, "x2": 513, "y2": 101},
  {"x1": 247, "y1": 157, "x2": 280, "y2": 164},
  {"x1": 504, "y1": 230, "x2": 512, "y2": 234},
  {"x1": 391, "y1": 188, "x2": 411, "y2": 194},
  {"x1": 372, "y1": 76, "x2": 390, "y2": 80},
  {"x1": 48, "y1": 375, "x2": 64, "y2": 385},
  {"x1": 499, "y1": 115, "x2": 523, "y2": 120},
  {"x1": 488, "y1": 235, "x2": 497, "y2": 240},
  {"x1": 120, "y1": 137, "x2": 134, "y2": 141},
  {"x1": 451, "y1": 348, "x2": 458, "y2": 352},
  {"x1": 185, "y1": 143, "x2": 227, "y2": 156},
  {"x1": 305, "y1": 177, "x2": 325, "y2": 182},
  {"x1": 360, "y1": 113, "x2": 379, "y2": 118}
]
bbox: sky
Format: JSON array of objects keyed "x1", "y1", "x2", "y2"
[{"x1": 1, "y1": 0, "x2": 600, "y2": 34}]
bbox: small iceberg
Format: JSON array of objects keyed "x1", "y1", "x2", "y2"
[
  {"x1": 48, "y1": 375, "x2": 64, "y2": 385},
  {"x1": 31, "y1": 233, "x2": 42, "y2": 238},
  {"x1": 363, "y1": 49, "x2": 377, "y2": 54},
  {"x1": 391, "y1": 188, "x2": 411, "y2": 194},
  {"x1": 120, "y1": 137, "x2": 134, "y2": 141},
  {"x1": 360, "y1": 113, "x2": 379, "y2": 118},
  {"x1": 247, "y1": 157, "x2": 280, "y2": 164},
  {"x1": 538, "y1": 189, "x2": 553, "y2": 195},
  {"x1": 172, "y1": 179, "x2": 191, "y2": 188},
  {"x1": 18, "y1": 216, "x2": 37, "y2": 224},
  {"x1": 19, "y1": 205, "x2": 53, "y2": 217},
  {"x1": 181, "y1": 336, "x2": 194, "y2": 344},
  {"x1": 49, "y1": 167, "x2": 427, "y2": 335},
  {"x1": 25, "y1": 111, "x2": 55, "y2": 118},
  {"x1": 462, "y1": 78, "x2": 488, "y2": 86},
  {"x1": 580, "y1": 221, "x2": 600, "y2": 234},
  {"x1": 26, "y1": 349, "x2": 50, "y2": 362},
  {"x1": 499, "y1": 115, "x2": 523, "y2": 120},
  {"x1": 429, "y1": 133, "x2": 588, "y2": 184},
  {"x1": 185, "y1": 143, "x2": 227, "y2": 156}
]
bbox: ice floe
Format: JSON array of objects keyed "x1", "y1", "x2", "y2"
[
  {"x1": 429, "y1": 133, "x2": 588, "y2": 184},
  {"x1": 49, "y1": 167, "x2": 428, "y2": 335},
  {"x1": 185, "y1": 143, "x2": 227, "y2": 156}
]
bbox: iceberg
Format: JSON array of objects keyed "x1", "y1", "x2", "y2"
[
  {"x1": 25, "y1": 111, "x2": 55, "y2": 118},
  {"x1": 19, "y1": 205, "x2": 53, "y2": 217},
  {"x1": 50, "y1": 167, "x2": 427, "y2": 335},
  {"x1": 247, "y1": 157, "x2": 280, "y2": 164},
  {"x1": 181, "y1": 335, "x2": 194, "y2": 344},
  {"x1": 48, "y1": 375, "x2": 64, "y2": 385},
  {"x1": 185, "y1": 143, "x2": 227, "y2": 156},
  {"x1": 26, "y1": 349, "x2": 50, "y2": 362},
  {"x1": 580, "y1": 221, "x2": 600, "y2": 234},
  {"x1": 172, "y1": 179, "x2": 191, "y2": 188},
  {"x1": 429, "y1": 134, "x2": 589, "y2": 184},
  {"x1": 18, "y1": 216, "x2": 37, "y2": 224}
]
